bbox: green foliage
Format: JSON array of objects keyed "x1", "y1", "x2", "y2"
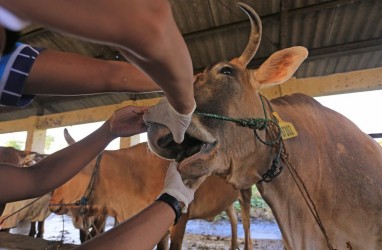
[
  {"x1": 212, "y1": 185, "x2": 273, "y2": 222},
  {"x1": 45, "y1": 134, "x2": 55, "y2": 150},
  {"x1": 251, "y1": 185, "x2": 269, "y2": 209},
  {"x1": 5, "y1": 140, "x2": 23, "y2": 150}
]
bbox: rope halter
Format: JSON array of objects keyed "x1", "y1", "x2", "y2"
[{"x1": 194, "y1": 110, "x2": 284, "y2": 183}]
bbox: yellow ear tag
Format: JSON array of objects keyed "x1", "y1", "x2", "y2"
[{"x1": 272, "y1": 112, "x2": 298, "y2": 139}]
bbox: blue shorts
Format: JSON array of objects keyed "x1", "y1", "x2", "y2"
[{"x1": 0, "y1": 42, "x2": 43, "y2": 107}]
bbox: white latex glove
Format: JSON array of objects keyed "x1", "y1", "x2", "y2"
[
  {"x1": 143, "y1": 98, "x2": 196, "y2": 143},
  {"x1": 161, "y1": 162, "x2": 195, "y2": 213}
]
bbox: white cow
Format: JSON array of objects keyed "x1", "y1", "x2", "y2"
[{"x1": 0, "y1": 194, "x2": 51, "y2": 238}]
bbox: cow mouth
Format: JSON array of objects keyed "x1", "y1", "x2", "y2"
[
  {"x1": 147, "y1": 120, "x2": 217, "y2": 172},
  {"x1": 157, "y1": 132, "x2": 217, "y2": 163},
  {"x1": 49, "y1": 205, "x2": 67, "y2": 215}
]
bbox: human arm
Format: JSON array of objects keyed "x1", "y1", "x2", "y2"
[
  {"x1": 24, "y1": 49, "x2": 161, "y2": 95},
  {"x1": 77, "y1": 201, "x2": 175, "y2": 250},
  {"x1": 0, "y1": 0, "x2": 195, "y2": 114},
  {"x1": 0, "y1": 106, "x2": 148, "y2": 203}
]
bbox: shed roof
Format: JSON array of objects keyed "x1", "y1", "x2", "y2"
[{"x1": 1, "y1": 0, "x2": 381, "y2": 122}]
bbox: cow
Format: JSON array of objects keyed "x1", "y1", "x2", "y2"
[
  {"x1": 49, "y1": 129, "x2": 253, "y2": 250},
  {"x1": 0, "y1": 147, "x2": 49, "y2": 238},
  {"x1": 145, "y1": 2, "x2": 382, "y2": 250},
  {"x1": 0, "y1": 194, "x2": 51, "y2": 238},
  {"x1": 0, "y1": 146, "x2": 28, "y2": 166}
]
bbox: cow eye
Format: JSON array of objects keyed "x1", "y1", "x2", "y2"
[{"x1": 219, "y1": 66, "x2": 235, "y2": 76}]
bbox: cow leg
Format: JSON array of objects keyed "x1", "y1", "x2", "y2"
[
  {"x1": 156, "y1": 232, "x2": 169, "y2": 250},
  {"x1": 36, "y1": 221, "x2": 44, "y2": 238},
  {"x1": 28, "y1": 222, "x2": 36, "y2": 237},
  {"x1": 239, "y1": 188, "x2": 253, "y2": 250},
  {"x1": 80, "y1": 214, "x2": 107, "y2": 243},
  {"x1": 90, "y1": 215, "x2": 107, "y2": 238},
  {"x1": 169, "y1": 214, "x2": 189, "y2": 250},
  {"x1": 80, "y1": 229, "x2": 88, "y2": 243},
  {"x1": 225, "y1": 204, "x2": 238, "y2": 250}
]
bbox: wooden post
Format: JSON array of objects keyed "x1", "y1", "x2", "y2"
[
  {"x1": 120, "y1": 137, "x2": 132, "y2": 149},
  {"x1": 25, "y1": 128, "x2": 47, "y2": 153}
]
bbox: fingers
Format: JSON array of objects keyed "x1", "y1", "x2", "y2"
[
  {"x1": 130, "y1": 106, "x2": 148, "y2": 115},
  {"x1": 108, "y1": 105, "x2": 149, "y2": 137},
  {"x1": 143, "y1": 98, "x2": 195, "y2": 144}
]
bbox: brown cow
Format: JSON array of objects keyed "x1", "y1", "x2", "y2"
[
  {"x1": 0, "y1": 146, "x2": 27, "y2": 165},
  {"x1": 146, "y1": 2, "x2": 382, "y2": 250},
  {"x1": 50, "y1": 131, "x2": 252, "y2": 249}
]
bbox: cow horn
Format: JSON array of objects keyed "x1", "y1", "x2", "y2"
[
  {"x1": 64, "y1": 128, "x2": 76, "y2": 145},
  {"x1": 236, "y1": 2, "x2": 262, "y2": 67}
]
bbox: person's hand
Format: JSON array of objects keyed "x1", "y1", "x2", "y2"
[
  {"x1": 108, "y1": 106, "x2": 148, "y2": 138},
  {"x1": 143, "y1": 98, "x2": 196, "y2": 144},
  {"x1": 161, "y1": 161, "x2": 205, "y2": 213}
]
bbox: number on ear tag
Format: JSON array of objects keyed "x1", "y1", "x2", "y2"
[{"x1": 272, "y1": 112, "x2": 298, "y2": 139}]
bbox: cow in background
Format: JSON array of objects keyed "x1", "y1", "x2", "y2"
[
  {"x1": 0, "y1": 146, "x2": 27, "y2": 166},
  {"x1": 50, "y1": 129, "x2": 253, "y2": 250},
  {"x1": 0, "y1": 147, "x2": 49, "y2": 238},
  {"x1": 0, "y1": 194, "x2": 51, "y2": 238}
]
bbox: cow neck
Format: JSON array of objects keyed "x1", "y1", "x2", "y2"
[
  {"x1": 76, "y1": 152, "x2": 103, "y2": 207},
  {"x1": 195, "y1": 94, "x2": 284, "y2": 183},
  {"x1": 255, "y1": 94, "x2": 284, "y2": 183},
  {"x1": 260, "y1": 96, "x2": 336, "y2": 250},
  {"x1": 49, "y1": 152, "x2": 103, "y2": 209}
]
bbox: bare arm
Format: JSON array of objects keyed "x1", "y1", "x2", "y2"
[
  {"x1": 78, "y1": 201, "x2": 175, "y2": 250},
  {"x1": 0, "y1": 0, "x2": 195, "y2": 114},
  {"x1": 24, "y1": 49, "x2": 161, "y2": 95},
  {"x1": 0, "y1": 106, "x2": 148, "y2": 203}
]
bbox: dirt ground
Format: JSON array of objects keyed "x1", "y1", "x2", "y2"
[{"x1": 1, "y1": 214, "x2": 284, "y2": 250}]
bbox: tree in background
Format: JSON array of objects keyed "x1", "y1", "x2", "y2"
[
  {"x1": 5, "y1": 140, "x2": 23, "y2": 150},
  {"x1": 4, "y1": 134, "x2": 54, "y2": 152},
  {"x1": 45, "y1": 134, "x2": 55, "y2": 151}
]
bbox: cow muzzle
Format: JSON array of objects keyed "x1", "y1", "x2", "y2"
[{"x1": 146, "y1": 119, "x2": 217, "y2": 169}]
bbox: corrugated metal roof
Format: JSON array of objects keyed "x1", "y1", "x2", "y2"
[{"x1": 1, "y1": 0, "x2": 381, "y2": 122}]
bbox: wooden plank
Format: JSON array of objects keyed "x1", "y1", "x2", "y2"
[
  {"x1": 0, "y1": 98, "x2": 161, "y2": 134},
  {"x1": 260, "y1": 67, "x2": 382, "y2": 99}
]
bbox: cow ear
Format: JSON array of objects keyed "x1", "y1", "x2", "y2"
[{"x1": 255, "y1": 46, "x2": 308, "y2": 87}]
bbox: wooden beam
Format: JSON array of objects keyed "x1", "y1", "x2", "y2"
[
  {"x1": 260, "y1": 67, "x2": 382, "y2": 99},
  {"x1": 0, "y1": 98, "x2": 161, "y2": 134}
]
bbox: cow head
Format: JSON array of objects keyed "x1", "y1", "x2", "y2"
[{"x1": 147, "y1": 3, "x2": 308, "y2": 189}]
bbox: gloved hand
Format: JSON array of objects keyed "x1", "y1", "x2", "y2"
[
  {"x1": 143, "y1": 98, "x2": 196, "y2": 144},
  {"x1": 161, "y1": 161, "x2": 204, "y2": 213}
]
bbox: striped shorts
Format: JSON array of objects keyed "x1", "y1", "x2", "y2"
[{"x1": 0, "y1": 43, "x2": 43, "y2": 107}]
